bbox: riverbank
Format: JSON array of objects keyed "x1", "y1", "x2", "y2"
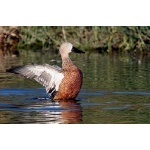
[{"x1": 0, "y1": 26, "x2": 150, "y2": 56}]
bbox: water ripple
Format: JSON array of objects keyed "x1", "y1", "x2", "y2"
[{"x1": 113, "y1": 91, "x2": 150, "y2": 96}]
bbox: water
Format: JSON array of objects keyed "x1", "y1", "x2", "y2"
[{"x1": 0, "y1": 51, "x2": 150, "y2": 123}]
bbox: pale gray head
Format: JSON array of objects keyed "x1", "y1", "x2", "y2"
[
  {"x1": 59, "y1": 42, "x2": 85, "y2": 58},
  {"x1": 59, "y1": 42, "x2": 73, "y2": 56}
]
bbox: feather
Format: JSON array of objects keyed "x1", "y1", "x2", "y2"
[{"x1": 7, "y1": 64, "x2": 64, "y2": 96}]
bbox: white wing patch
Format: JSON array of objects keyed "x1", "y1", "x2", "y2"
[{"x1": 11, "y1": 64, "x2": 64, "y2": 96}]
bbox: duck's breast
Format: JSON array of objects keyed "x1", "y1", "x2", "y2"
[{"x1": 54, "y1": 67, "x2": 83, "y2": 100}]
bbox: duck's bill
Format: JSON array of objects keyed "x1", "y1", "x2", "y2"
[{"x1": 72, "y1": 47, "x2": 85, "y2": 53}]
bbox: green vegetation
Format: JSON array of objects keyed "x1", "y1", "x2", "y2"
[{"x1": 1, "y1": 26, "x2": 150, "y2": 55}]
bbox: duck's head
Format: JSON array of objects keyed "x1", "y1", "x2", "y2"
[{"x1": 59, "y1": 42, "x2": 85, "y2": 57}]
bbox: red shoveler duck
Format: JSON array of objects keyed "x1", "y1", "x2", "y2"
[{"x1": 7, "y1": 42, "x2": 85, "y2": 100}]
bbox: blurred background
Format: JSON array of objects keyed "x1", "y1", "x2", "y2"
[{"x1": 0, "y1": 26, "x2": 150, "y2": 57}]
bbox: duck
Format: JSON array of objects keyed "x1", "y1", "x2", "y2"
[{"x1": 7, "y1": 42, "x2": 85, "y2": 100}]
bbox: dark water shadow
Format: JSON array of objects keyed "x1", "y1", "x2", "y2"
[{"x1": 113, "y1": 91, "x2": 150, "y2": 96}]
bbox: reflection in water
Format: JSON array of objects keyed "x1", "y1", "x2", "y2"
[
  {"x1": 0, "y1": 99, "x2": 82, "y2": 124},
  {"x1": 59, "y1": 100, "x2": 82, "y2": 123}
]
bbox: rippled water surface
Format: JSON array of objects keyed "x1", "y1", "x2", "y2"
[{"x1": 0, "y1": 51, "x2": 150, "y2": 123}]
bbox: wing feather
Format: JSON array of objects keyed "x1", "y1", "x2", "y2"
[{"x1": 7, "y1": 64, "x2": 64, "y2": 96}]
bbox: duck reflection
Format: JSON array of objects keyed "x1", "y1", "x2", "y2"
[
  {"x1": 59, "y1": 100, "x2": 82, "y2": 124},
  {"x1": 20, "y1": 99, "x2": 82, "y2": 124}
]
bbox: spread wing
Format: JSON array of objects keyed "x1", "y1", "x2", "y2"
[{"x1": 7, "y1": 64, "x2": 64, "y2": 96}]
